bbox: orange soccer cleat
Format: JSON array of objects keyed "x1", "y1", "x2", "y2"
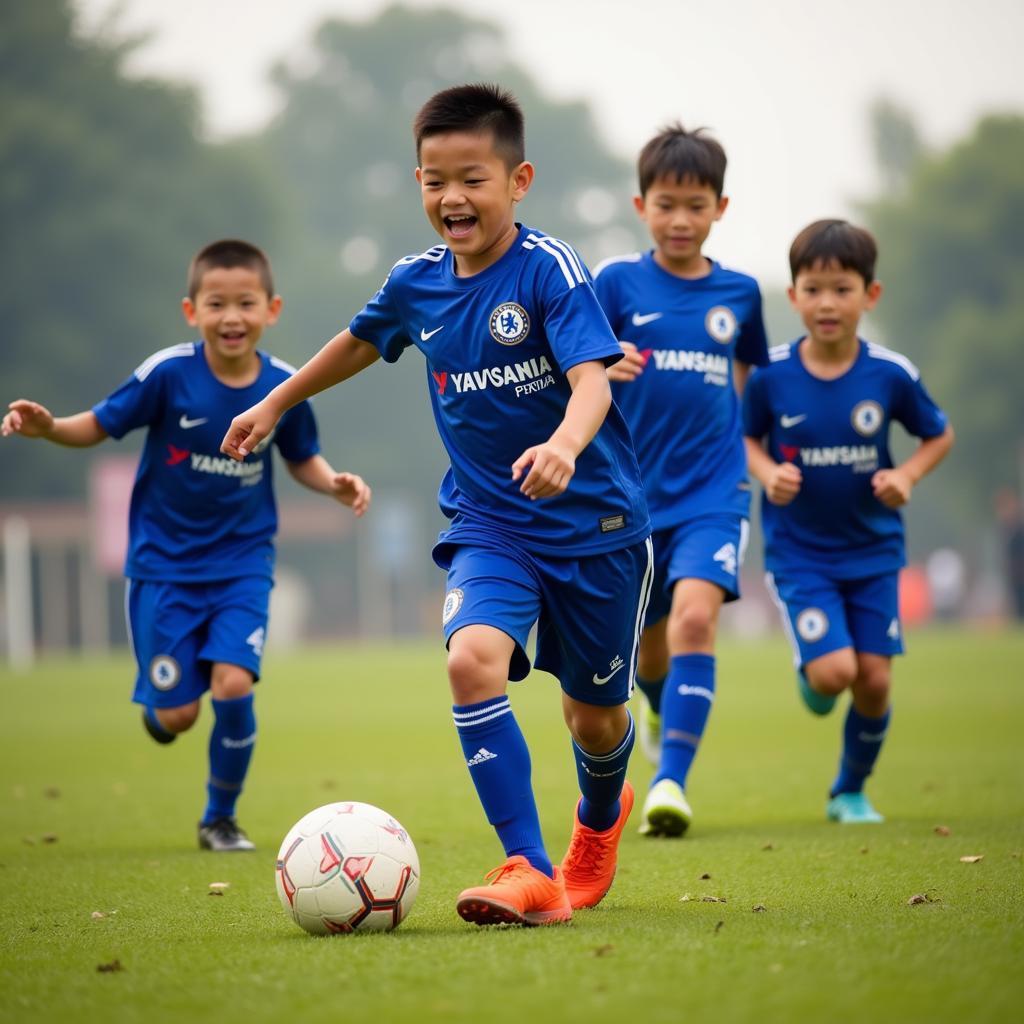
[
  {"x1": 560, "y1": 781, "x2": 634, "y2": 909},
  {"x1": 456, "y1": 855, "x2": 572, "y2": 926}
]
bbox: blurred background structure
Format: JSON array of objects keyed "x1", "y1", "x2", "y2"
[{"x1": 2, "y1": 0, "x2": 1023, "y2": 663}]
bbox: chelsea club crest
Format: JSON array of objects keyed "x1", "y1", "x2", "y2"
[{"x1": 489, "y1": 303, "x2": 530, "y2": 346}]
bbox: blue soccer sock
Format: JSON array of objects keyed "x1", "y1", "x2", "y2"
[
  {"x1": 453, "y1": 696, "x2": 552, "y2": 877},
  {"x1": 831, "y1": 705, "x2": 891, "y2": 797},
  {"x1": 654, "y1": 653, "x2": 715, "y2": 789},
  {"x1": 635, "y1": 674, "x2": 666, "y2": 715},
  {"x1": 202, "y1": 693, "x2": 257, "y2": 825},
  {"x1": 573, "y1": 712, "x2": 635, "y2": 832}
]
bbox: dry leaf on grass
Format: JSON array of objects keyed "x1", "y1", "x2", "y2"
[
  {"x1": 959, "y1": 855, "x2": 984, "y2": 864},
  {"x1": 700, "y1": 873, "x2": 712, "y2": 880},
  {"x1": 933, "y1": 825, "x2": 951, "y2": 837},
  {"x1": 702, "y1": 895, "x2": 727, "y2": 904},
  {"x1": 91, "y1": 911, "x2": 106, "y2": 920},
  {"x1": 96, "y1": 960, "x2": 123, "y2": 973},
  {"x1": 41, "y1": 834, "x2": 59, "y2": 844},
  {"x1": 208, "y1": 882, "x2": 230, "y2": 890},
  {"x1": 591, "y1": 944, "x2": 614, "y2": 957},
  {"x1": 907, "y1": 892, "x2": 939, "y2": 906},
  {"x1": 752, "y1": 904, "x2": 767, "y2": 913}
]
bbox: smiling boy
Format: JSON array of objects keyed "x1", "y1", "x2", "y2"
[
  {"x1": 220, "y1": 85, "x2": 652, "y2": 925},
  {"x1": 743, "y1": 220, "x2": 953, "y2": 823},
  {"x1": 3, "y1": 239, "x2": 371, "y2": 850},
  {"x1": 593, "y1": 125, "x2": 769, "y2": 837}
]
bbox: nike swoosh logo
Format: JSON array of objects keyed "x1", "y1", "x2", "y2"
[
  {"x1": 631, "y1": 312, "x2": 663, "y2": 326},
  {"x1": 592, "y1": 663, "x2": 626, "y2": 686},
  {"x1": 780, "y1": 414, "x2": 807, "y2": 428},
  {"x1": 420, "y1": 326, "x2": 444, "y2": 342},
  {"x1": 179, "y1": 415, "x2": 209, "y2": 429}
]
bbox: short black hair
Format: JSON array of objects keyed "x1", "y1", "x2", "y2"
[
  {"x1": 638, "y1": 123, "x2": 727, "y2": 197},
  {"x1": 187, "y1": 239, "x2": 274, "y2": 300},
  {"x1": 789, "y1": 220, "x2": 878, "y2": 285},
  {"x1": 413, "y1": 83, "x2": 525, "y2": 168}
]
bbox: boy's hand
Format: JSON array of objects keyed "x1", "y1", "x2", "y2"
[
  {"x1": 221, "y1": 400, "x2": 280, "y2": 460},
  {"x1": 872, "y1": 467, "x2": 913, "y2": 508},
  {"x1": 606, "y1": 341, "x2": 646, "y2": 382},
  {"x1": 2, "y1": 400, "x2": 54, "y2": 439},
  {"x1": 511, "y1": 441, "x2": 576, "y2": 500},
  {"x1": 330, "y1": 472, "x2": 371, "y2": 517},
  {"x1": 766, "y1": 462, "x2": 803, "y2": 506}
]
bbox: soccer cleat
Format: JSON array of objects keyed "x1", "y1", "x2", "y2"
[
  {"x1": 826, "y1": 792, "x2": 884, "y2": 824},
  {"x1": 638, "y1": 777, "x2": 692, "y2": 837},
  {"x1": 198, "y1": 817, "x2": 256, "y2": 852},
  {"x1": 142, "y1": 708, "x2": 176, "y2": 744},
  {"x1": 456, "y1": 855, "x2": 572, "y2": 926},
  {"x1": 561, "y1": 781, "x2": 634, "y2": 909},
  {"x1": 798, "y1": 668, "x2": 837, "y2": 716},
  {"x1": 636, "y1": 693, "x2": 662, "y2": 766}
]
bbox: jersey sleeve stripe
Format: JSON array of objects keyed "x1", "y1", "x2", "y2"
[
  {"x1": 866, "y1": 342, "x2": 920, "y2": 380},
  {"x1": 592, "y1": 252, "x2": 642, "y2": 278},
  {"x1": 545, "y1": 237, "x2": 587, "y2": 284},
  {"x1": 768, "y1": 344, "x2": 791, "y2": 362},
  {"x1": 133, "y1": 342, "x2": 196, "y2": 382},
  {"x1": 522, "y1": 233, "x2": 576, "y2": 289}
]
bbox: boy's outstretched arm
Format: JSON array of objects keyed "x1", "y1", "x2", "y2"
[
  {"x1": 872, "y1": 424, "x2": 955, "y2": 509},
  {"x1": 744, "y1": 435, "x2": 802, "y2": 506},
  {"x1": 2, "y1": 401, "x2": 107, "y2": 447},
  {"x1": 286, "y1": 456, "x2": 372, "y2": 517},
  {"x1": 222, "y1": 329, "x2": 379, "y2": 460},
  {"x1": 512, "y1": 360, "x2": 611, "y2": 500}
]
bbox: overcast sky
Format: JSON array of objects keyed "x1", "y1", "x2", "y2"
[{"x1": 75, "y1": 0, "x2": 1024, "y2": 286}]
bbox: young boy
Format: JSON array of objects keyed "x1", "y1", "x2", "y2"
[
  {"x1": 742, "y1": 219, "x2": 953, "y2": 823},
  {"x1": 2, "y1": 239, "x2": 371, "y2": 851},
  {"x1": 593, "y1": 124, "x2": 769, "y2": 837},
  {"x1": 220, "y1": 84, "x2": 653, "y2": 925}
]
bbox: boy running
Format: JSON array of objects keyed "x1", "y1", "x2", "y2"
[
  {"x1": 3, "y1": 240, "x2": 371, "y2": 850},
  {"x1": 221, "y1": 85, "x2": 652, "y2": 925},
  {"x1": 594, "y1": 125, "x2": 769, "y2": 836},
  {"x1": 743, "y1": 220, "x2": 953, "y2": 823}
]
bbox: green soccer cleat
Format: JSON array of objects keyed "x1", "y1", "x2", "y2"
[
  {"x1": 638, "y1": 778, "x2": 692, "y2": 837},
  {"x1": 826, "y1": 792, "x2": 884, "y2": 824},
  {"x1": 798, "y1": 668, "x2": 837, "y2": 716},
  {"x1": 637, "y1": 692, "x2": 662, "y2": 766}
]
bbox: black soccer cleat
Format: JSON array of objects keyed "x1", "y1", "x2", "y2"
[
  {"x1": 198, "y1": 817, "x2": 256, "y2": 852},
  {"x1": 142, "y1": 709, "x2": 176, "y2": 744}
]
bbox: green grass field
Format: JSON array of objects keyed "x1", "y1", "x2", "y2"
[{"x1": 2, "y1": 629, "x2": 1022, "y2": 1024}]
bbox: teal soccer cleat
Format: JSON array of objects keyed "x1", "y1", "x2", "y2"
[
  {"x1": 798, "y1": 668, "x2": 837, "y2": 716},
  {"x1": 826, "y1": 792, "x2": 884, "y2": 824}
]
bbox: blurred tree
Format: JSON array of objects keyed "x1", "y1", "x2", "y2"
[
  {"x1": 870, "y1": 97, "x2": 924, "y2": 194},
  {"x1": 0, "y1": 0, "x2": 281, "y2": 498},
  {"x1": 864, "y1": 113, "x2": 1024, "y2": 552},
  {"x1": 255, "y1": 3, "x2": 644, "y2": 503}
]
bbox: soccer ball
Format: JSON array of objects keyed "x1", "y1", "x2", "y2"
[{"x1": 275, "y1": 802, "x2": 420, "y2": 935}]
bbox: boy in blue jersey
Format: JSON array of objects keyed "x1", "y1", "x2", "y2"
[
  {"x1": 594, "y1": 125, "x2": 769, "y2": 837},
  {"x1": 2, "y1": 240, "x2": 371, "y2": 851},
  {"x1": 221, "y1": 84, "x2": 653, "y2": 926},
  {"x1": 743, "y1": 220, "x2": 953, "y2": 824}
]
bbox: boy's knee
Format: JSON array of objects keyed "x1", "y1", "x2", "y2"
[
  {"x1": 805, "y1": 652, "x2": 857, "y2": 695},
  {"x1": 667, "y1": 601, "x2": 716, "y2": 651},
  {"x1": 564, "y1": 701, "x2": 629, "y2": 753},
  {"x1": 210, "y1": 664, "x2": 255, "y2": 701},
  {"x1": 157, "y1": 701, "x2": 200, "y2": 733},
  {"x1": 447, "y1": 643, "x2": 507, "y2": 705}
]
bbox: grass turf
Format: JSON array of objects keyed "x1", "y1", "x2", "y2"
[{"x1": 1, "y1": 629, "x2": 1022, "y2": 1023}]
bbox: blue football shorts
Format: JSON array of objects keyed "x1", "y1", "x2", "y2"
[
  {"x1": 434, "y1": 536, "x2": 654, "y2": 707},
  {"x1": 125, "y1": 576, "x2": 272, "y2": 708},
  {"x1": 765, "y1": 569, "x2": 903, "y2": 668},
  {"x1": 644, "y1": 513, "x2": 749, "y2": 625}
]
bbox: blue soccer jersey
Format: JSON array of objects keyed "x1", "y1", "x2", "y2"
[
  {"x1": 594, "y1": 253, "x2": 769, "y2": 528},
  {"x1": 348, "y1": 224, "x2": 651, "y2": 557},
  {"x1": 742, "y1": 338, "x2": 948, "y2": 578},
  {"x1": 93, "y1": 341, "x2": 320, "y2": 582}
]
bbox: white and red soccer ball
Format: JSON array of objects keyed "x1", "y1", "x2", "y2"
[{"x1": 275, "y1": 802, "x2": 420, "y2": 935}]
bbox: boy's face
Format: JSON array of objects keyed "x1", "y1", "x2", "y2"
[
  {"x1": 181, "y1": 266, "x2": 281, "y2": 363},
  {"x1": 788, "y1": 262, "x2": 882, "y2": 346},
  {"x1": 634, "y1": 176, "x2": 727, "y2": 269},
  {"x1": 416, "y1": 131, "x2": 533, "y2": 274}
]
